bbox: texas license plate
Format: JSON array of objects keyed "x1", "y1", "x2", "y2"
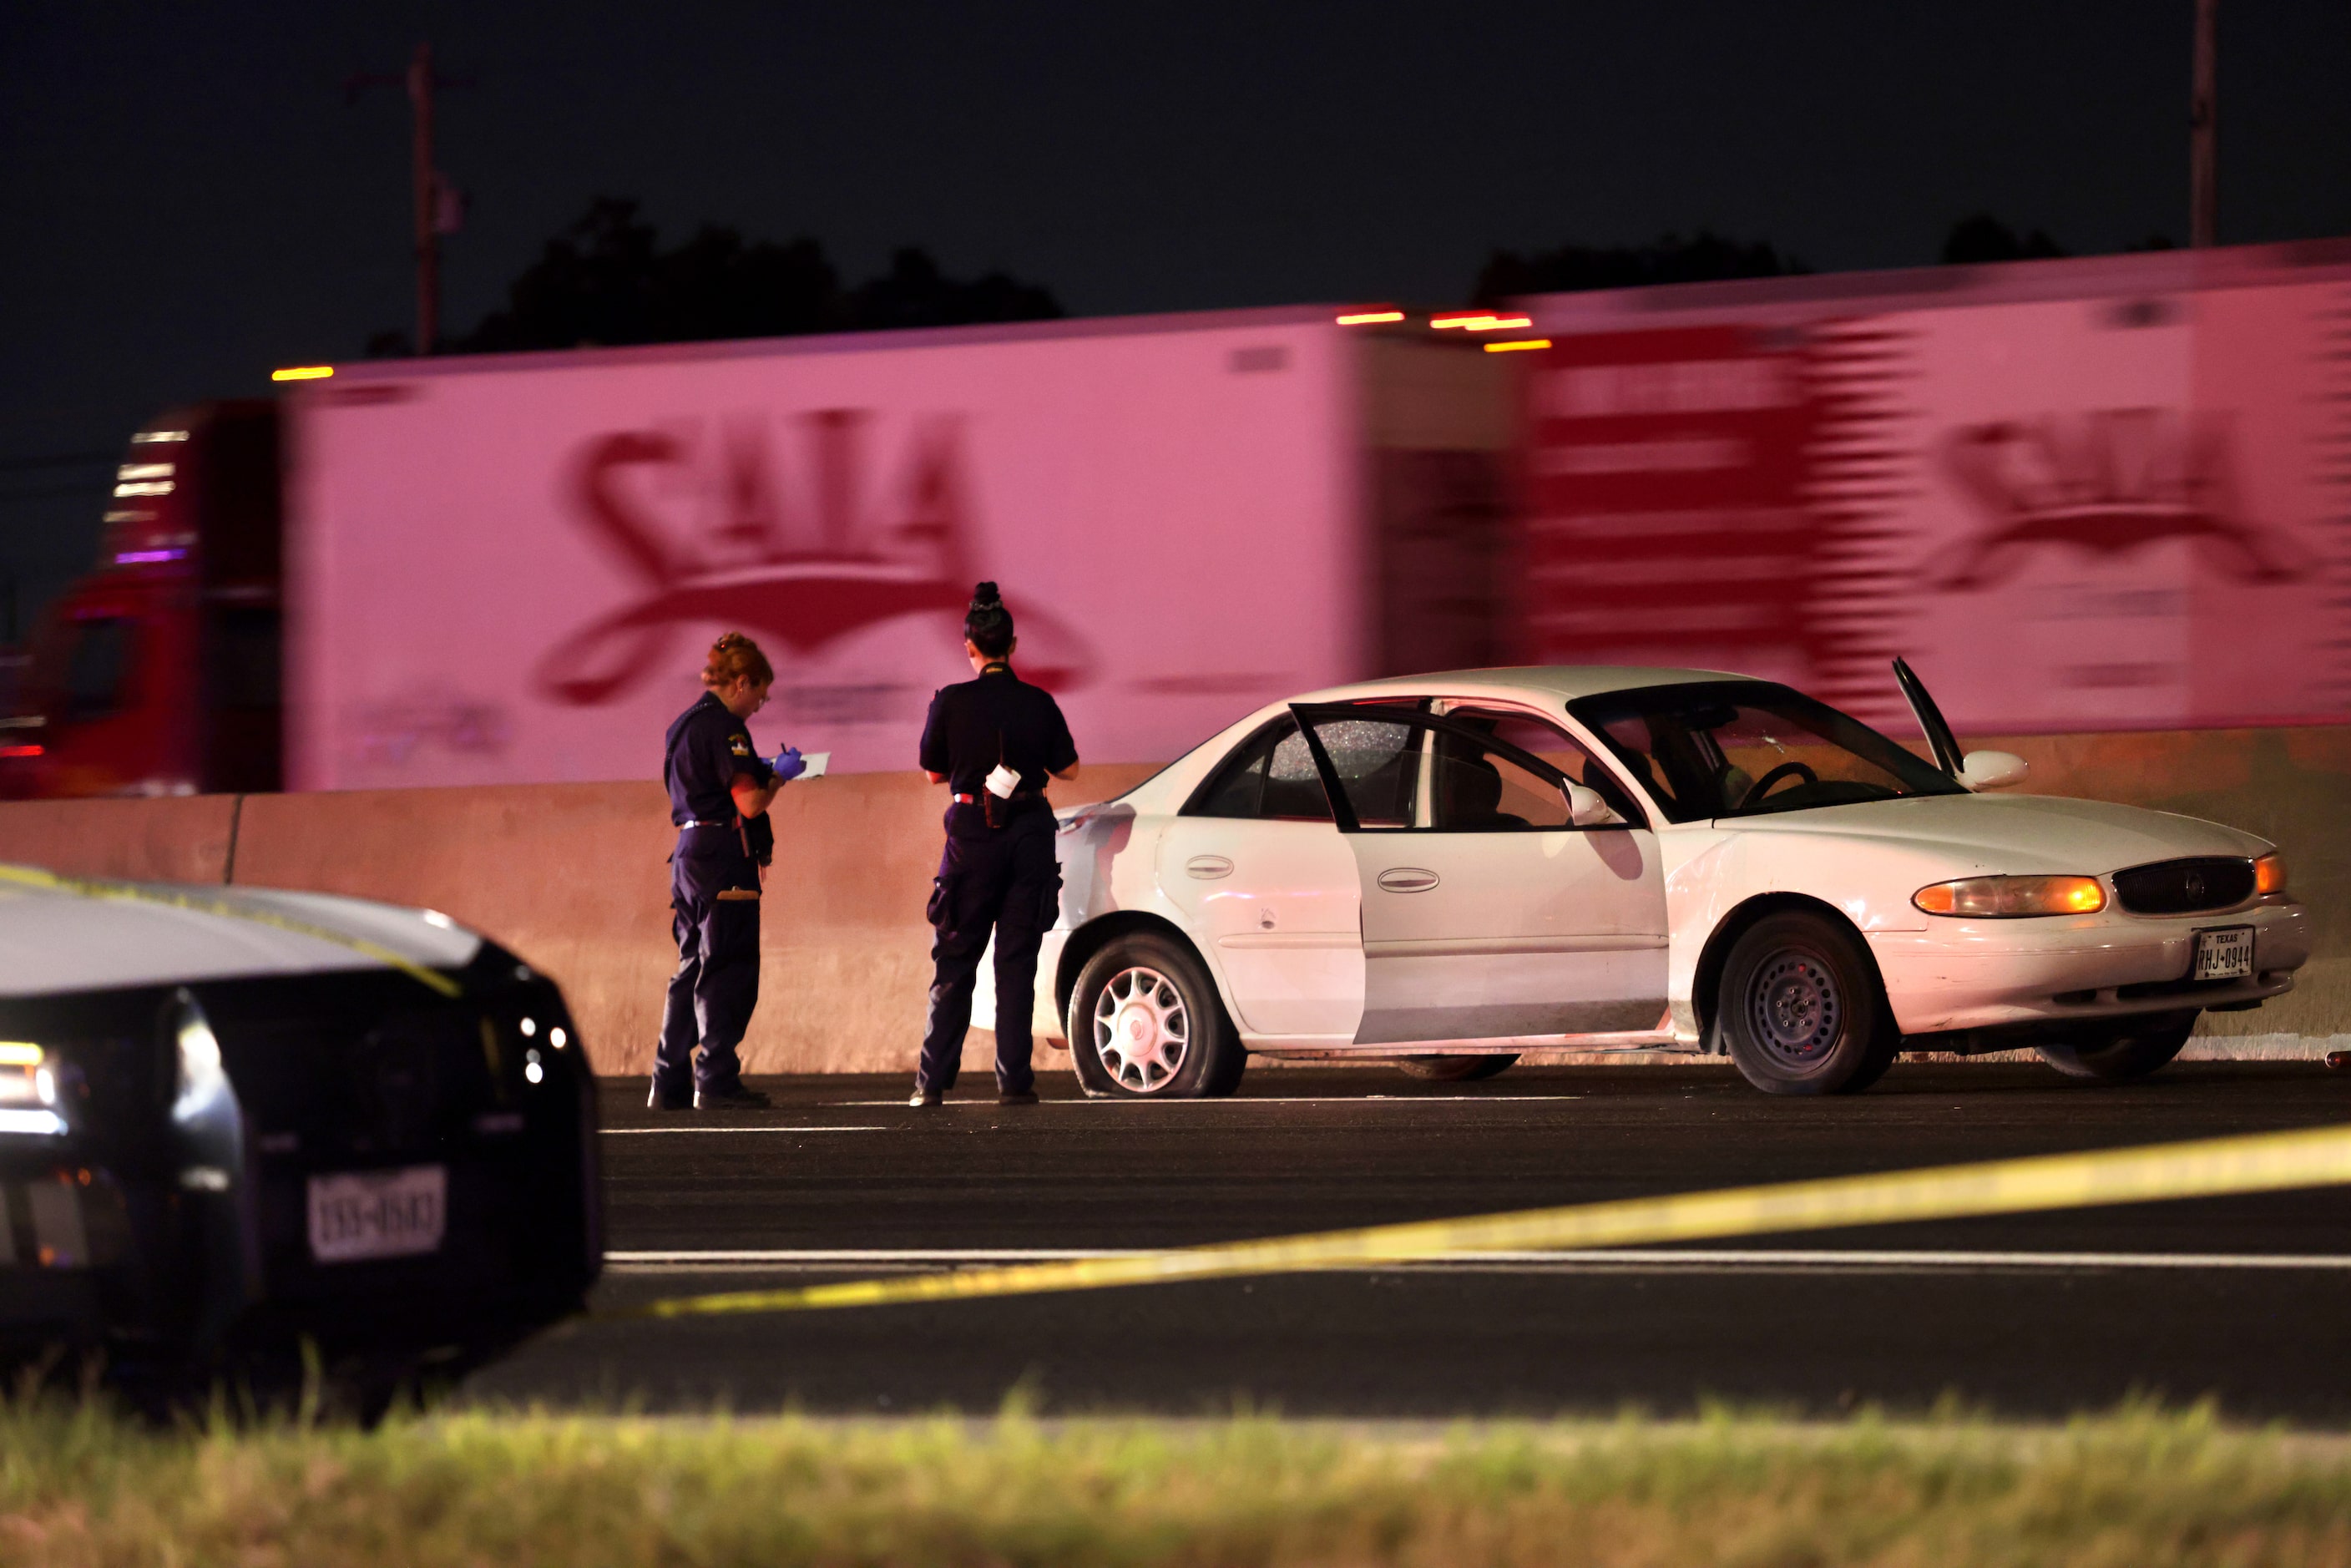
[
  {"x1": 307, "y1": 1165, "x2": 447, "y2": 1263},
  {"x1": 2192, "y1": 926, "x2": 2255, "y2": 982}
]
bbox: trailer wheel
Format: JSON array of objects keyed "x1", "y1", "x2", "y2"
[
  {"x1": 1397, "y1": 1054, "x2": 1519, "y2": 1082},
  {"x1": 2036, "y1": 1011, "x2": 2197, "y2": 1083}
]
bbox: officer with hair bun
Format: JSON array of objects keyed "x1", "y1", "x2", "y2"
[
  {"x1": 650, "y1": 631, "x2": 806, "y2": 1112},
  {"x1": 911, "y1": 582, "x2": 1079, "y2": 1107}
]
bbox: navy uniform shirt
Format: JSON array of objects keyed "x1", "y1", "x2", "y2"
[
  {"x1": 664, "y1": 691, "x2": 773, "y2": 827},
  {"x1": 918, "y1": 665, "x2": 1077, "y2": 807}
]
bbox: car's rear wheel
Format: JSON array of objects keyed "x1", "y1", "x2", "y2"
[
  {"x1": 2035, "y1": 1010, "x2": 2197, "y2": 1083},
  {"x1": 1716, "y1": 911, "x2": 1898, "y2": 1095},
  {"x1": 1069, "y1": 933, "x2": 1246, "y2": 1098},
  {"x1": 1397, "y1": 1054, "x2": 1519, "y2": 1082}
]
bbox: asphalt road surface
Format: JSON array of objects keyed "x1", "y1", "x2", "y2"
[{"x1": 468, "y1": 1062, "x2": 2351, "y2": 1421}]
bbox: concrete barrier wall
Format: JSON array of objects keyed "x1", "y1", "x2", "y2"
[
  {"x1": 0, "y1": 764, "x2": 1158, "y2": 1080},
  {"x1": 0, "y1": 727, "x2": 2338, "y2": 1075}
]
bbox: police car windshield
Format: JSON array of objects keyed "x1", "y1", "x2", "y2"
[{"x1": 1565, "y1": 680, "x2": 1965, "y2": 823}]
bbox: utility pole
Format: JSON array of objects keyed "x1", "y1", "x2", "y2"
[
  {"x1": 351, "y1": 43, "x2": 466, "y2": 353},
  {"x1": 2191, "y1": 0, "x2": 2218, "y2": 247}
]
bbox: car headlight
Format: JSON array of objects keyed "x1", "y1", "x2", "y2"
[
  {"x1": 173, "y1": 1003, "x2": 230, "y2": 1124},
  {"x1": 2254, "y1": 852, "x2": 2288, "y2": 897},
  {"x1": 0, "y1": 1041, "x2": 66, "y2": 1136},
  {"x1": 1914, "y1": 875, "x2": 2107, "y2": 918}
]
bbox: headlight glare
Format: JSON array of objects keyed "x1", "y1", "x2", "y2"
[
  {"x1": 1914, "y1": 875, "x2": 2107, "y2": 918},
  {"x1": 0, "y1": 1042, "x2": 54, "y2": 1106},
  {"x1": 172, "y1": 1001, "x2": 231, "y2": 1125},
  {"x1": 2254, "y1": 852, "x2": 2288, "y2": 896}
]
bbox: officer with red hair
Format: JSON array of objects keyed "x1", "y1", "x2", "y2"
[{"x1": 650, "y1": 631, "x2": 805, "y2": 1111}]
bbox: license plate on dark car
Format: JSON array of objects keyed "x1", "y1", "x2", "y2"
[
  {"x1": 2192, "y1": 926, "x2": 2254, "y2": 982},
  {"x1": 307, "y1": 1165, "x2": 447, "y2": 1263}
]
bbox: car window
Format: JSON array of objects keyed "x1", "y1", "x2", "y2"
[
  {"x1": 1444, "y1": 708, "x2": 1644, "y2": 826},
  {"x1": 1300, "y1": 715, "x2": 1418, "y2": 829},
  {"x1": 1569, "y1": 680, "x2": 1968, "y2": 823},
  {"x1": 63, "y1": 617, "x2": 133, "y2": 725},
  {"x1": 1187, "y1": 716, "x2": 1333, "y2": 821},
  {"x1": 1428, "y1": 728, "x2": 1570, "y2": 829}
]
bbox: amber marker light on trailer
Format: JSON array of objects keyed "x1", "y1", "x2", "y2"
[
  {"x1": 1914, "y1": 875, "x2": 2107, "y2": 918},
  {"x1": 271, "y1": 366, "x2": 335, "y2": 382},
  {"x1": 1430, "y1": 312, "x2": 1500, "y2": 329},
  {"x1": 1462, "y1": 316, "x2": 1534, "y2": 331},
  {"x1": 1335, "y1": 310, "x2": 1406, "y2": 325},
  {"x1": 1484, "y1": 338, "x2": 1552, "y2": 353}
]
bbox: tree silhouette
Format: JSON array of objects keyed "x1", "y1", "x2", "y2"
[
  {"x1": 1472, "y1": 231, "x2": 1802, "y2": 304},
  {"x1": 377, "y1": 198, "x2": 1063, "y2": 355},
  {"x1": 846, "y1": 246, "x2": 1062, "y2": 332},
  {"x1": 1940, "y1": 214, "x2": 2066, "y2": 265}
]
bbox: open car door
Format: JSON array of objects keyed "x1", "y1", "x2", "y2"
[
  {"x1": 1892, "y1": 657, "x2": 1963, "y2": 777},
  {"x1": 1291, "y1": 704, "x2": 1668, "y2": 1046}
]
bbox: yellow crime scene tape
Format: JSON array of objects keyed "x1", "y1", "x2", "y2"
[
  {"x1": 616, "y1": 1120, "x2": 2351, "y2": 1320},
  {"x1": 0, "y1": 863, "x2": 462, "y2": 998}
]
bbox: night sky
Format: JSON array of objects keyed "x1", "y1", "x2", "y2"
[{"x1": 5, "y1": 1, "x2": 2348, "y2": 629}]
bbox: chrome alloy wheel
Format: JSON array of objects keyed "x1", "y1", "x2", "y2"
[
  {"x1": 1091, "y1": 966, "x2": 1191, "y2": 1093},
  {"x1": 1748, "y1": 952, "x2": 1841, "y2": 1067}
]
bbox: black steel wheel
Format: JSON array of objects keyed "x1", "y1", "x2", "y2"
[{"x1": 1716, "y1": 910, "x2": 1897, "y2": 1095}]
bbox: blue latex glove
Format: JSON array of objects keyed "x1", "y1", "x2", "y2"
[{"x1": 771, "y1": 746, "x2": 806, "y2": 783}]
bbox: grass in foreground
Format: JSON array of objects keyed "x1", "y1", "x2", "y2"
[{"x1": 5, "y1": 1397, "x2": 2351, "y2": 1566}]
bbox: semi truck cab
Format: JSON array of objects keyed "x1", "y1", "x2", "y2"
[{"x1": 0, "y1": 402, "x2": 282, "y2": 800}]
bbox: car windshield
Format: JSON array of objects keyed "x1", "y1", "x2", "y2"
[{"x1": 1566, "y1": 680, "x2": 1966, "y2": 823}]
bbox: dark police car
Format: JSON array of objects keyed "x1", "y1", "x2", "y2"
[{"x1": 0, "y1": 866, "x2": 599, "y2": 1414}]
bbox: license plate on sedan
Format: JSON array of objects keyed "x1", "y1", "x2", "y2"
[
  {"x1": 2193, "y1": 926, "x2": 2255, "y2": 982},
  {"x1": 307, "y1": 1165, "x2": 447, "y2": 1263}
]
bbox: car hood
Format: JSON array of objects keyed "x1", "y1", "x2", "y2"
[
  {"x1": 0, "y1": 868, "x2": 484, "y2": 998},
  {"x1": 1717, "y1": 793, "x2": 2270, "y2": 873}
]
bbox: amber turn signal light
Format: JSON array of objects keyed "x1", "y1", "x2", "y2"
[
  {"x1": 2254, "y1": 852, "x2": 2288, "y2": 896},
  {"x1": 1913, "y1": 875, "x2": 2107, "y2": 918}
]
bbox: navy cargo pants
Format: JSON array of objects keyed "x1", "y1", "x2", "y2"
[
  {"x1": 917, "y1": 807, "x2": 1061, "y2": 1096},
  {"x1": 654, "y1": 826, "x2": 761, "y2": 1098}
]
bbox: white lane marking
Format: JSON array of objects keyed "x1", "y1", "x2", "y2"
[
  {"x1": 602, "y1": 1126, "x2": 887, "y2": 1136},
  {"x1": 832, "y1": 1095, "x2": 1586, "y2": 1107},
  {"x1": 602, "y1": 1247, "x2": 2351, "y2": 1272}
]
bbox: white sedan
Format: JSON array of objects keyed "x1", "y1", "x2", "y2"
[{"x1": 1006, "y1": 663, "x2": 2310, "y2": 1097}]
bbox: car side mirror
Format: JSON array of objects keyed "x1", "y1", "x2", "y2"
[
  {"x1": 1566, "y1": 781, "x2": 1622, "y2": 827},
  {"x1": 1959, "y1": 749, "x2": 2030, "y2": 791}
]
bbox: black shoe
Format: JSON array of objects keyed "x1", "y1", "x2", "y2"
[
  {"x1": 648, "y1": 1083, "x2": 691, "y2": 1112},
  {"x1": 908, "y1": 1089, "x2": 943, "y2": 1107},
  {"x1": 694, "y1": 1083, "x2": 774, "y2": 1110},
  {"x1": 997, "y1": 1089, "x2": 1039, "y2": 1106}
]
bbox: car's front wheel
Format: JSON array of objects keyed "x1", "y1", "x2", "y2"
[
  {"x1": 1397, "y1": 1054, "x2": 1519, "y2": 1082},
  {"x1": 1716, "y1": 911, "x2": 1898, "y2": 1095},
  {"x1": 1068, "y1": 933, "x2": 1246, "y2": 1098},
  {"x1": 2035, "y1": 1010, "x2": 2197, "y2": 1082}
]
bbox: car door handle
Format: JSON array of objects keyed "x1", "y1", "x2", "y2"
[
  {"x1": 1377, "y1": 867, "x2": 1440, "y2": 893},
  {"x1": 1186, "y1": 855, "x2": 1234, "y2": 879}
]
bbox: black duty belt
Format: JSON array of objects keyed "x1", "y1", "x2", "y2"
[
  {"x1": 678, "y1": 818, "x2": 736, "y2": 830},
  {"x1": 952, "y1": 791, "x2": 1042, "y2": 805}
]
